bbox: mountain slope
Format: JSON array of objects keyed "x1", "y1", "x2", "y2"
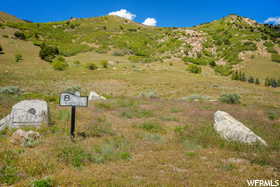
[
  {"x1": 1, "y1": 12, "x2": 279, "y2": 74},
  {"x1": 0, "y1": 11, "x2": 25, "y2": 23}
]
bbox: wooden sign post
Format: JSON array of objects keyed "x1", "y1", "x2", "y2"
[{"x1": 59, "y1": 92, "x2": 88, "y2": 138}]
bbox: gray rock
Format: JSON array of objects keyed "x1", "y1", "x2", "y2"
[
  {"x1": 214, "y1": 111, "x2": 267, "y2": 146},
  {"x1": 0, "y1": 100, "x2": 48, "y2": 130},
  {"x1": 10, "y1": 129, "x2": 40, "y2": 146},
  {"x1": 89, "y1": 91, "x2": 106, "y2": 101}
]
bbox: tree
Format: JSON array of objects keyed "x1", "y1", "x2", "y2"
[
  {"x1": 240, "y1": 72, "x2": 246, "y2": 81},
  {"x1": 0, "y1": 44, "x2": 3, "y2": 54},
  {"x1": 255, "y1": 78, "x2": 260, "y2": 85},
  {"x1": 39, "y1": 43, "x2": 59, "y2": 62},
  {"x1": 14, "y1": 31, "x2": 26, "y2": 40},
  {"x1": 248, "y1": 76, "x2": 255, "y2": 83}
]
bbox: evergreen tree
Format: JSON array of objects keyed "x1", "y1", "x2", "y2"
[
  {"x1": 265, "y1": 78, "x2": 269, "y2": 87},
  {"x1": 255, "y1": 78, "x2": 260, "y2": 85},
  {"x1": 248, "y1": 76, "x2": 254, "y2": 83},
  {"x1": 241, "y1": 72, "x2": 246, "y2": 81},
  {"x1": 271, "y1": 79, "x2": 278, "y2": 88}
]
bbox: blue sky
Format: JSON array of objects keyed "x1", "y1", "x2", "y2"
[{"x1": 1, "y1": 0, "x2": 279, "y2": 27}]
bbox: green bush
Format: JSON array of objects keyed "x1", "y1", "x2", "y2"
[
  {"x1": 271, "y1": 54, "x2": 280, "y2": 63},
  {"x1": 52, "y1": 56, "x2": 68, "y2": 71},
  {"x1": 137, "y1": 121, "x2": 164, "y2": 133},
  {"x1": 183, "y1": 56, "x2": 215, "y2": 65},
  {"x1": 101, "y1": 60, "x2": 108, "y2": 68},
  {"x1": 86, "y1": 62, "x2": 98, "y2": 70},
  {"x1": 214, "y1": 65, "x2": 232, "y2": 76},
  {"x1": 31, "y1": 177, "x2": 54, "y2": 187},
  {"x1": 187, "y1": 64, "x2": 202, "y2": 74},
  {"x1": 219, "y1": 94, "x2": 241, "y2": 104},
  {"x1": 14, "y1": 31, "x2": 26, "y2": 40},
  {"x1": 39, "y1": 44, "x2": 59, "y2": 62},
  {"x1": 0, "y1": 44, "x2": 3, "y2": 54},
  {"x1": 73, "y1": 60, "x2": 80, "y2": 66},
  {"x1": 15, "y1": 54, "x2": 23, "y2": 63},
  {"x1": 58, "y1": 145, "x2": 92, "y2": 167}
]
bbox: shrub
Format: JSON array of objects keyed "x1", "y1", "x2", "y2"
[
  {"x1": 52, "y1": 57, "x2": 68, "y2": 71},
  {"x1": 183, "y1": 56, "x2": 215, "y2": 65},
  {"x1": 219, "y1": 94, "x2": 241, "y2": 104},
  {"x1": 112, "y1": 49, "x2": 131, "y2": 56},
  {"x1": 0, "y1": 44, "x2": 3, "y2": 54},
  {"x1": 0, "y1": 86, "x2": 21, "y2": 95},
  {"x1": 214, "y1": 65, "x2": 232, "y2": 76},
  {"x1": 14, "y1": 31, "x2": 26, "y2": 40},
  {"x1": 31, "y1": 177, "x2": 54, "y2": 187},
  {"x1": 58, "y1": 145, "x2": 92, "y2": 167},
  {"x1": 248, "y1": 76, "x2": 255, "y2": 83},
  {"x1": 267, "y1": 111, "x2": 279, "y2": 121},
  {"x1": 271, "y1": 54, "x2": 280, "y2": 63},
  {"x1": 187, "y1": 64, "x2": 202, "y2": 74},
  {"x1": 86, "y1": 62, "x2": 98, "y2": 70},
  {"x1": 15, "y1": 54, "x2": 23, "y2": 63},
  {"x1": 39, "y1": 44, "x2": 59, "y2": 62},
  {"x1": 73, "y1": 60, "x2": 80, "y2": 66},
  {"x1": 101, "y1": 60, "x2": 108, "y2": 68},
  {"x1": 137, "y1": 121, "x2": 164, "y2": 133},
  {"x1": 92, "y1": 137, "x2": 131, "y2": 163},
  {"x1": 64, "y1": 86, "x2": 81, "y2": 94}
]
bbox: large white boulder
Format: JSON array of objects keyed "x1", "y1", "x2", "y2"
[
  {"x1": 214, "y1": 111, "x2": 267, "y2": 146},
  {"x1": 0, "y1": 100, "x2": 48, "y2": 130},
  {"x1": 89, "y1": 91, "x2": 106, "y2": 101}
]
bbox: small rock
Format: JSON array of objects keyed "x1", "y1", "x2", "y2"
[
  {"x1": 224, "y1": 158, "x2": 249, "y2": 164},
  {"x1": 213, "y1": 111, "x2": 267, "y2": 146},
  {"x1": 10, "y1": 129, "x2": 40, "y2": 146},
  {"x1": 88, "y1": 91, "x2": 106, "y2": 101}
]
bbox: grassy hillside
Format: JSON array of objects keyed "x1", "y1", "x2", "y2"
[{"x1": 0, "y1": 12, "x2": 280, "y2": 186}]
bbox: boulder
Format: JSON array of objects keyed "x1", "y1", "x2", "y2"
[
  {"x1": 10, "y1": 100, "x2": 48, "y2": 128},
  {"x1": 0, "y1": 115, "x2": 10, "y2": 131},
  {"x1": 0, "y1": 100, "x2": 48, "y2": 130},
  {"x1": 213, "y1": 111, "x2": 267, "y2": 146},
  {"x1": 89, "y1": 91, "x2": 106, "y2": 101},
  {"x1": 10, "y1": 129, "x2": 40, "y2": 146}
]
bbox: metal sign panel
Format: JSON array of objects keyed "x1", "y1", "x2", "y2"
[{"x1": 60, "y1": 93, "x2": 88, "y2": 107}]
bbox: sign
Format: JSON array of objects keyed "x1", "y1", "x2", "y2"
[
  {"x1": 59, "y1": 92, "x2": 88, "y2": 138},
  {"x1": 60, "y1": 93, "x2": 88, "y2": 107}
]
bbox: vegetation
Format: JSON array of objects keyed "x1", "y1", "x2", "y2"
[
  {"x1": 219, "y1": 94, "x2": 241, "y2": 104},
  {"x1": 0, "y1": 44, "x2": 3, "y2": 54},
  {"x1": 271, "y1": 54, "x2": 280, "y2": 63},
  {"x1": 52, "y1": 56, "x2": 68, "y2": 71},
  {"x1": 14, "y1": 31, "x2": 26, "y2": 40},
  {"x1": 39, "y1": 43, "x2": 59, "y2": 62},
  {"x1": 86, "y1": 62, "x2": 98, "y2": 70},
  {"x1": 14, "y1": 54, "x2": 23, "y2": 63},
  {"x1": 187, "y1": 64, "x2": 202, "y2": 74}
]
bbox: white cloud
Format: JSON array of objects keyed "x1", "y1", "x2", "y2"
[
  {"x1": 264, "y1": 17, "x2": 280, "y2": 25},
  {"x1": 143, "y1": 18, "x2": 157, "y2": 26},
  {"x1": 108, "y1": 9, "x2": 136, "y2": 20}
]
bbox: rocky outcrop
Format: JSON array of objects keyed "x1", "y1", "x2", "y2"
[
  {"x1": 0, "y1": 100, "x2": 48, "y2": 131},
  {"x1": 213, "y1": 111, "x2": 267, "y2": 146}
]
